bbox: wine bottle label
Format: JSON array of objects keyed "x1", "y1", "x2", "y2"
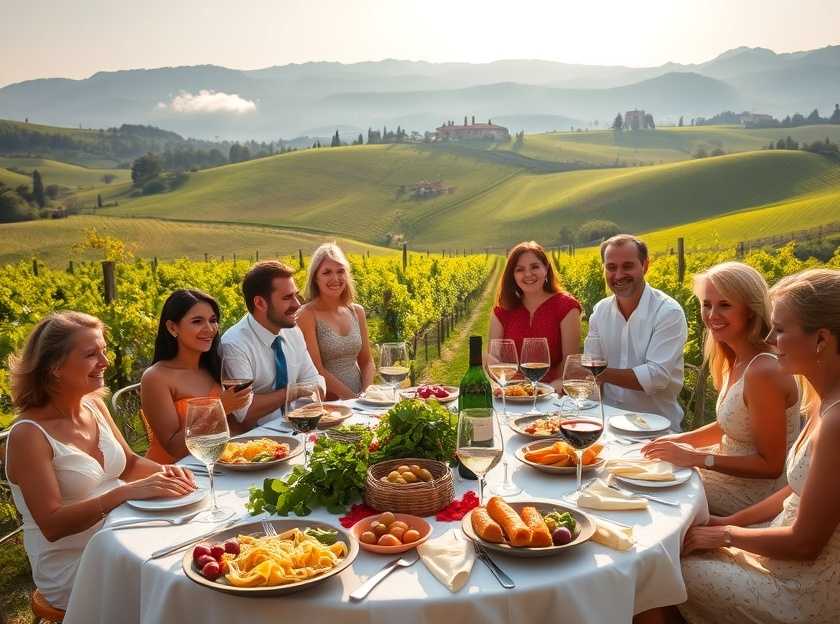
[{"x1": 470, "y1": 415, "x2": 493, "y2": 442}]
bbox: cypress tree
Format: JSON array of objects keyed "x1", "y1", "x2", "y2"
[{"x1": 32, "y1": 169, "x2": 45, "y2": 208}]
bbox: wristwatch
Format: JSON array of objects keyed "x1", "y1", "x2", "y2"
[{"x1": 703, "y1": 454, "x2": 715, "y2": 468}]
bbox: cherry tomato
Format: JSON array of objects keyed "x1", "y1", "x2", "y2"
[
  {"x1": 210, "y1": 544, "x2": 225, "y2": 560},
  {"x1": 201, "y1": 560, "x2": 221, "y2": 581},
  {"x1": 224, "y1": 539, "x2": 240, "y2": 555},
  {"x1": 192, "y1": 544, "x2": 212, "y2": 561}
]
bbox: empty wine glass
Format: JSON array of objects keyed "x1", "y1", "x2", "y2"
[
  {"x1": 184, "y1": 397, "x2": 235, "y2": 523},
  {"x1": 456, "y1": 408, "x2": 503, "y2": 505},
  {"x1": 520, "y1": 337, "x2": 550, "y2": 415},
  {"x1": 285, "y1": 381, "x2": 324, "y2": 468},
  {"x1": 487, "y1": 338, "x2": 518, "y2": 421},
  {"x1": 378, "y1": 342, "x2": 410, "y2": 402}
]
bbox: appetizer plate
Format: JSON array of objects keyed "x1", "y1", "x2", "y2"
[
  {"x1": 462, "y1": 500, "x2": 595, "y2": 558},
  {"x1": 514, "y1": 439, "x2": 606, "y2": 475},
  {"x1": 350, "y1": 512, "x2": 432, "y2": 554},
  {"x1": 614, "y1": 466, "x2": 694, "y2": 489},
  {"x1": 217, "y1": 435, "x2": 302, "y2": 472},
  {"x1": 496, "y1": 382, "x2": 556, "y2": 404},
  {"x1": 182, "y1": 519, "x2": 359, "y2": 596},
  {"x1": 127, "y1": 480, "x2": 208, "y2": 511},
  {"x1": 398, "y1": 385, "x2": 459, "y2": 404},
  {"x1": 357, "y1": 385, "x2": 398, "y2": 407},
  {"x1": 609, "y1": 412, "x2": 671, "y2": 434},
  {"x1": 508, "y1": 414, "x2": 566, "y2": 439},
  {"x1": 318, "y1": 403, "x2": 353, "y2": 429}
]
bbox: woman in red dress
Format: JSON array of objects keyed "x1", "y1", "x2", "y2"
[{"x1": 489, "y1": 241, "x2": 581, "y2": 390}]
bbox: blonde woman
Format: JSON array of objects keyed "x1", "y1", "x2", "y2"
[
  {"x1": 643, "y1": 262, "x2": 800, "y2": 515},
  {"x1": 297, "y1": 243, "x2": 374, "y2": 399},
  {"x1": 637, "y1": 268, "x2": 840, "y2": 624},
  {"x1": 4, "y1": 312, "x2": 195, "y2": 610}
]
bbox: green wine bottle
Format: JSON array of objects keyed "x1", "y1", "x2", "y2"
[{"x1": 457, "y1": 336, "x2": 494, "y2": 479}]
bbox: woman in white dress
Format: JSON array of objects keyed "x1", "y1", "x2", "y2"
[
  {"x1": 5, "y1": 312, "x2": 197, "y2": 611},
  {"x1": 643, "y1": 262, "x2": 800, "y2": 515},
  {"x1": 636, "y1": 268, "x2": 840, "y2": 624}
]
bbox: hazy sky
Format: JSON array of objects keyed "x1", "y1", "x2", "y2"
[{"x1": 3, "y1": 0, "x2": 839, "y2": 87}]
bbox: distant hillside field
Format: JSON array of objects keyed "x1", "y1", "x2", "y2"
[
  {"x1": 0, "y1": 157, "x2": 127, "y2": 188},
  {"x1": 0, "y1": 216, "x2": 392, "y2": 265}
]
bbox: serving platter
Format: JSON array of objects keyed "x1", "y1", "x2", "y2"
[
  {"x1": 514, "y1": 438, "x2": 606, "y2": 475},
  {"x1": 495, "y1": 382, "x2": 556, "y2": 404},
  {"x1": 398, "y1": 385, "x2": 459, "y2": 404},
  {"x1": 216, "y1": 435, "x2": 302, "y2": 472}
]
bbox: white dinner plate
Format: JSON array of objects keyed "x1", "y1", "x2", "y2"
[
  {"x1": 609, "y1": 412, "x2": 671, "y2": 434},
  {"x1": 126, "y1": 481, "x2": 209, "y2": 511},
  {"x1": 614, "y1": 467, "x2": 693, "y2": 489},
  {"x1": 357, "y1": 385, "x2": 397, "y2": 406}
]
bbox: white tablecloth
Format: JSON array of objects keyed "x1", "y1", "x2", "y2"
[{"x1": 65, "y1": 398, "x2": 708, "y2": 624}]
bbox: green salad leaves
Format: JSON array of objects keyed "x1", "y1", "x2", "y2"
[{"x1": 371, "y1": 399, "x2": 458, "y2": 464}]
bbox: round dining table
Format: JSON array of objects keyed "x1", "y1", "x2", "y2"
[{"x1": 64, "y1": 396, "x2": 709, "y2": 624}]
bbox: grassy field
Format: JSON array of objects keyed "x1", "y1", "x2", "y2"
[
  {"x1": 0, "y1": 157, "x2": 127, "y2": 188},
  {"x1": 0, "y1": 166, "x2": 30, "y2": 187},
  {"x1": 0, "y1": 215, "x2": 393, "y2": 265}
]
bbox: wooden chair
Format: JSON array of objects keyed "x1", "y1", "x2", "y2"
[{"x1": 111, "y1": 383, "x2": 150, "y2": 453}]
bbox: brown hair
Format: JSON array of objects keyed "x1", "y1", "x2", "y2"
[
  {"x1": 496, "y1": 241, "x2": 563, "y2": 310},
  {"x1": 242, "y1": 260, "x2": 296, "y2": 313},
  {"x1": 600, "y1": 234, "x2": 649, "y2": 264},
  {"x1": 305, "y1": 242, "x2": 356, "y2": 305},
  {"x1": 10, "y1": 311, "x2": 104, "y2": 411}
]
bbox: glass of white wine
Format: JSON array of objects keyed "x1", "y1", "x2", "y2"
[
  {"x1": 185, "y1": 397, "x2": 235, "y2": 523},
  {"x1": 487, "y1": 338, "x2": 519, "y2": 421},
  {"x1": 520, "y1": 337, "x2": 551, "y2": 415},
  {"x1": 378, "y1": 341, "x2": 410, "y2": 402},
  {"x1": 456, "y1": 408, "x2": 503, "y2": 505},
  {"x1": 562, "y1": 355, "x2": 597, "y2": 419}
]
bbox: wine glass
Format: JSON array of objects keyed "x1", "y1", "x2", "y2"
[
  {"x1": 581, "y1": 354, "x2": 608, "y2": 379},
  {"x1": 221, "y1": 354, "x2": 254, "y2": 393},
  {"x1": 184, "y1": 397, "x2": 235, "y2": 523},
  {"x1": 378, "y1": 342, "x2": 410, "y2": 402},
  {"x1": 285, "y1": 381, "x2": 324, "y2": 468},
  {"x1": 487, "y1": 338, "x2": 519, "y2": 421},
  {"x1": 559, "y1": 383, "x2": 605, "y2": 492},
  {"x1": 456, "y1": 408, "x2": 503, "y2": 505},
  {"x1": 562, "y1": 355, "x2": 597, "y2": 418},
  {"x1": 520, "y1": 337, "x2": 550, "y2": 414}
]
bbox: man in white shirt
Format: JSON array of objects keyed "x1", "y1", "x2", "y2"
[
  {"x1": 584, "y1": 235, "x2": 688, "y2": 430},
  {"x1": 221, "y1": 261, "x2": 325, "y2": 428}
]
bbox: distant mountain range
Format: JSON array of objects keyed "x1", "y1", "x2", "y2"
[{"x1": 1, "y1": 46, "x2": 839, "y2": 140}]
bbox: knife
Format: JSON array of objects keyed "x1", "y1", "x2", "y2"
[
  {"x1": 471, "y1": 540, "x2": 515, "y2": 589},
  {"x1": 149, "y1": 516, "x2": 244, "y2": 559}
]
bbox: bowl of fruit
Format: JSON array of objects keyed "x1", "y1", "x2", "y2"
[{"x1": 352, "y1": 511, "x2": 431, "y2": 554}]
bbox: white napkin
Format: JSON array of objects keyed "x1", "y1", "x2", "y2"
[
  {"x1": 416, "y1": 530, "x2": 475, "y2": 593},
  {"x1": 591, "y1": 518, "x2": 635, "y2": 551},
  {"x1": 362, "y1": 385, "x2": 394, "y2": 402},
  {"x1": 577, "y1": 478, "x2": 648, "y2": 510},
  {"x1": 604, "y1": 458, "x2": 675, "y2": 481}
]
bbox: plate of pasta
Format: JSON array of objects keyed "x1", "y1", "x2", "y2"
[
  {"x1": 217, "y1": 435, "x2": 302, "y2": 471},
  {"x1": 182, "y1": 519, "x2": 359, "y2": 595}
]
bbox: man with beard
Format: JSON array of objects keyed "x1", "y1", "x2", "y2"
[
  {"x1": 221, "y1": 261, "x2": 325, "y2": 429},
  {"x1": 584, "y1": 235, "x2": 688, "y2": 430}
]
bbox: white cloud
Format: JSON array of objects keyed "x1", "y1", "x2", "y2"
[{"x1": 157, "y1": 90, "x2": 256, "y2": 114}]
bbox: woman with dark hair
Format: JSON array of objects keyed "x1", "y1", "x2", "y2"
[
  {"x1": 141, "y1": 289, "x2": 251, "y2": 464},
  {"x1": 489, "y1": 241, "x2": 581, "y2": 389}
]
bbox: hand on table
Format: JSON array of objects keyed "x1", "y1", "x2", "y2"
[
  {"x1": 641, "y1": 440, "x2": 701, "y2": 467},
  {"x1": 682, "y1": 525, "x2": 731, "y2": 555},
  {"x1": 124, "y1": 469, "x2": 197, "y2": 500}
]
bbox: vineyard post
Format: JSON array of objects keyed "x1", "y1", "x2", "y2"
[
  {"x1": 677, "y1": 238, "x2": 686, "y2": 284},
  {"x1": 436, "y1": 320, "x2": 442, "y2": 355},
  {"x1": 424, "y1": 330, "x2": 429, "y2": 362},
  {"x1": 204, "y1": 253, "x2": 208, "y2": 263},
  {"x1": 152, "y1": 257, "x2": 158, "y2": 273},
  {"x1": 233, "y1": 253, "x2": 237, "y2": 265},
  {"x1": 102, "y1": 261, "x2": 116, "y2": 303},
  {"x1": 221, "y1": 255, "x2": 225, "y2": 263},
  {"x1": 736, "y1": 241, "x2": 745, "y2": 258},
  {"x1": 299, "y1": 249, "x2": 305, "y2": 270},
  {"x1": 32, "y1": 259, "x2": 38, "y2": 276},
  {"x1": 256, "y1": 250, "x2": 260, "y2": 261},
  {"x1": 68, "y1": 260, "x2": 74, "y2": 274},
  {"x1": 402, "y1": 243, "x2": 408, "y2": 270}
]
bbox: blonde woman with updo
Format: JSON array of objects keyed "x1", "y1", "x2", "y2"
[
  {"x1": 297, "y1": 243, "x2": 375, "y2": 399},
  {"x1": 643, "y1": 262, "x2": 801, "y2": 515},
  {"x1": 636, "y1": 268, "x2": 840, "y2": 624},
  {"x1": 4, "y1": 312, "x2": 196, "y2": 611}
]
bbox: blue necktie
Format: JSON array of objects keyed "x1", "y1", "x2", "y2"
[{"x1": 272, "y1": 336, "x2": 288, "y2": 390}]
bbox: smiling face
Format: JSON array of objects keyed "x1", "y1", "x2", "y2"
[
  {"x1": 257, "y1": 275, "x2": 301, "y2": 331},
  {"x1": 767, "y1": 296, "x2": 817, "y2": 376},
  {"x1": 315, "y1": 257, "x2": 347, "y2": 300},
  {"x1": 53, "y1": 327, "x2": 109, "y2": 396},
  {"x1": 513, "y1": 251, "x2": 548, "y2": 297},
  {"x1": 603, "y1": 242, "x2": 648, "y2": 301},
  {"x1": 699, "y1": 278, "x2": 752, "y2": 346},
  {"x1": 167, "y1": 301, "x2": 218, "y2": 353}
]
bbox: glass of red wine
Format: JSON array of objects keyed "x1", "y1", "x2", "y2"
[
  {"x1": 560, "y1": 363, "x2": 604, "y2": 491},
  {"x1": 520, "y1": 337, "x2": 550, "y2": 415},
  {"x1": 284, "y1": 381, "x2": 324, "y2": 468},
  {"x1": 580, "y1": 354, "x2": 607, "y2": 378},
  {"x1": 221, "y1": 355, "x2": 254, "y2": 401}
]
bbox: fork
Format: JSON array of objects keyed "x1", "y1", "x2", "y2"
[
  {"x1": 261, "y1": 520, "x2": 278, "y2": 537},
  {"x1": 349, "y1": 554, "x2": 418, "y2": 600},
  {"x1": 605, "y1": 478, "x2": 679, "y2": 507},
  {"x1": 108, "y1": 509, "x2": 204, "y2": 530}
]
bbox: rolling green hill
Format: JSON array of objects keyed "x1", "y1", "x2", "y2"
[
  {"x1": 0, "y1": 166, "x2": 30, "y2": 187},
  {"x1": 0, "y1": 216, "x2": 392, "y2": 265},
  {"x1": 0, "y1": 157, "x2": 127, "y2": 188}
]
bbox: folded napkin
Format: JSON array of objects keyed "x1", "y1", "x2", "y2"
[
  {"x1": 417, "y1": 530, "x2": 475, "y2": 592},
  {"x1": 591, "y1": 518, "x2": 635, "y2": 551},
  {"x1": 576, "y1": 478, "x2": 648, "y2": 511},
  {"x1": 362, "y1": 385, "x2": 394, "y2": 402},
  {"x1": 604, "y1": 458, "x2": 675, "y2": 481}
]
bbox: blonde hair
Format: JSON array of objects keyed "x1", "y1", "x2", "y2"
[
  {"x1": 9, "y1": 311, "x2": 104, "y2": 412},
  {"x1": 770, "y1": 268, "x2": 840, "y2": 428},
  {"x1": 694, "y1": 262, "x2": 771, "y2": 390},
  {"x1": 305, "y1": 242, "x2": 356, "y2": 305}
]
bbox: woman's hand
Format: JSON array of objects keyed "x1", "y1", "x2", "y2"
[
  {"x1": 682, "y1": 525, "x2": 731, "y2": 556},
  {"x1": 642, "y1": 440, "x2": 702, "y2": 467},
  {"x1": 707, "y1": 515, "x2": 733, "y2": 526},
  {"x1": 122, "y1": 469, "x2": 197, "y2": 500},
  {"x1": 220, "y1": 384, "x2": 253, "y2": 414},
  {"x1": 161, "y1": 464, "x2": 196, "y2": 487}
]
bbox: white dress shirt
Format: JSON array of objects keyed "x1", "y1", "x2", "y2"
[
  {"x1": 220, "y1": 314, "x2": 326, "y2": 425},
  {"x1": 584, "y1": 283, "x2": 688, "y2": 430}
]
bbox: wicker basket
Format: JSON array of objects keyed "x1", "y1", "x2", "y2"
[{"x1": 364, "y1": 458, "x2": 454, "y2": 516}]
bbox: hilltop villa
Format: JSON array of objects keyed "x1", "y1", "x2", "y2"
[{"x1": 435, "y1": 116, "x2": 510, "y2": 142}]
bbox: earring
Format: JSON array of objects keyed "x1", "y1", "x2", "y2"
[{"x1": 171, "y1": 332, "x2": 178, "y2": 338}]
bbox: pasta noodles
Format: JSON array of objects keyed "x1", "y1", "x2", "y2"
[
  {"x1": 219, "y1": 438, "x2": 289, "y2": 464},
  {"x1": 224, "y1": 529, "x2": 348, "y2": 587}
]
